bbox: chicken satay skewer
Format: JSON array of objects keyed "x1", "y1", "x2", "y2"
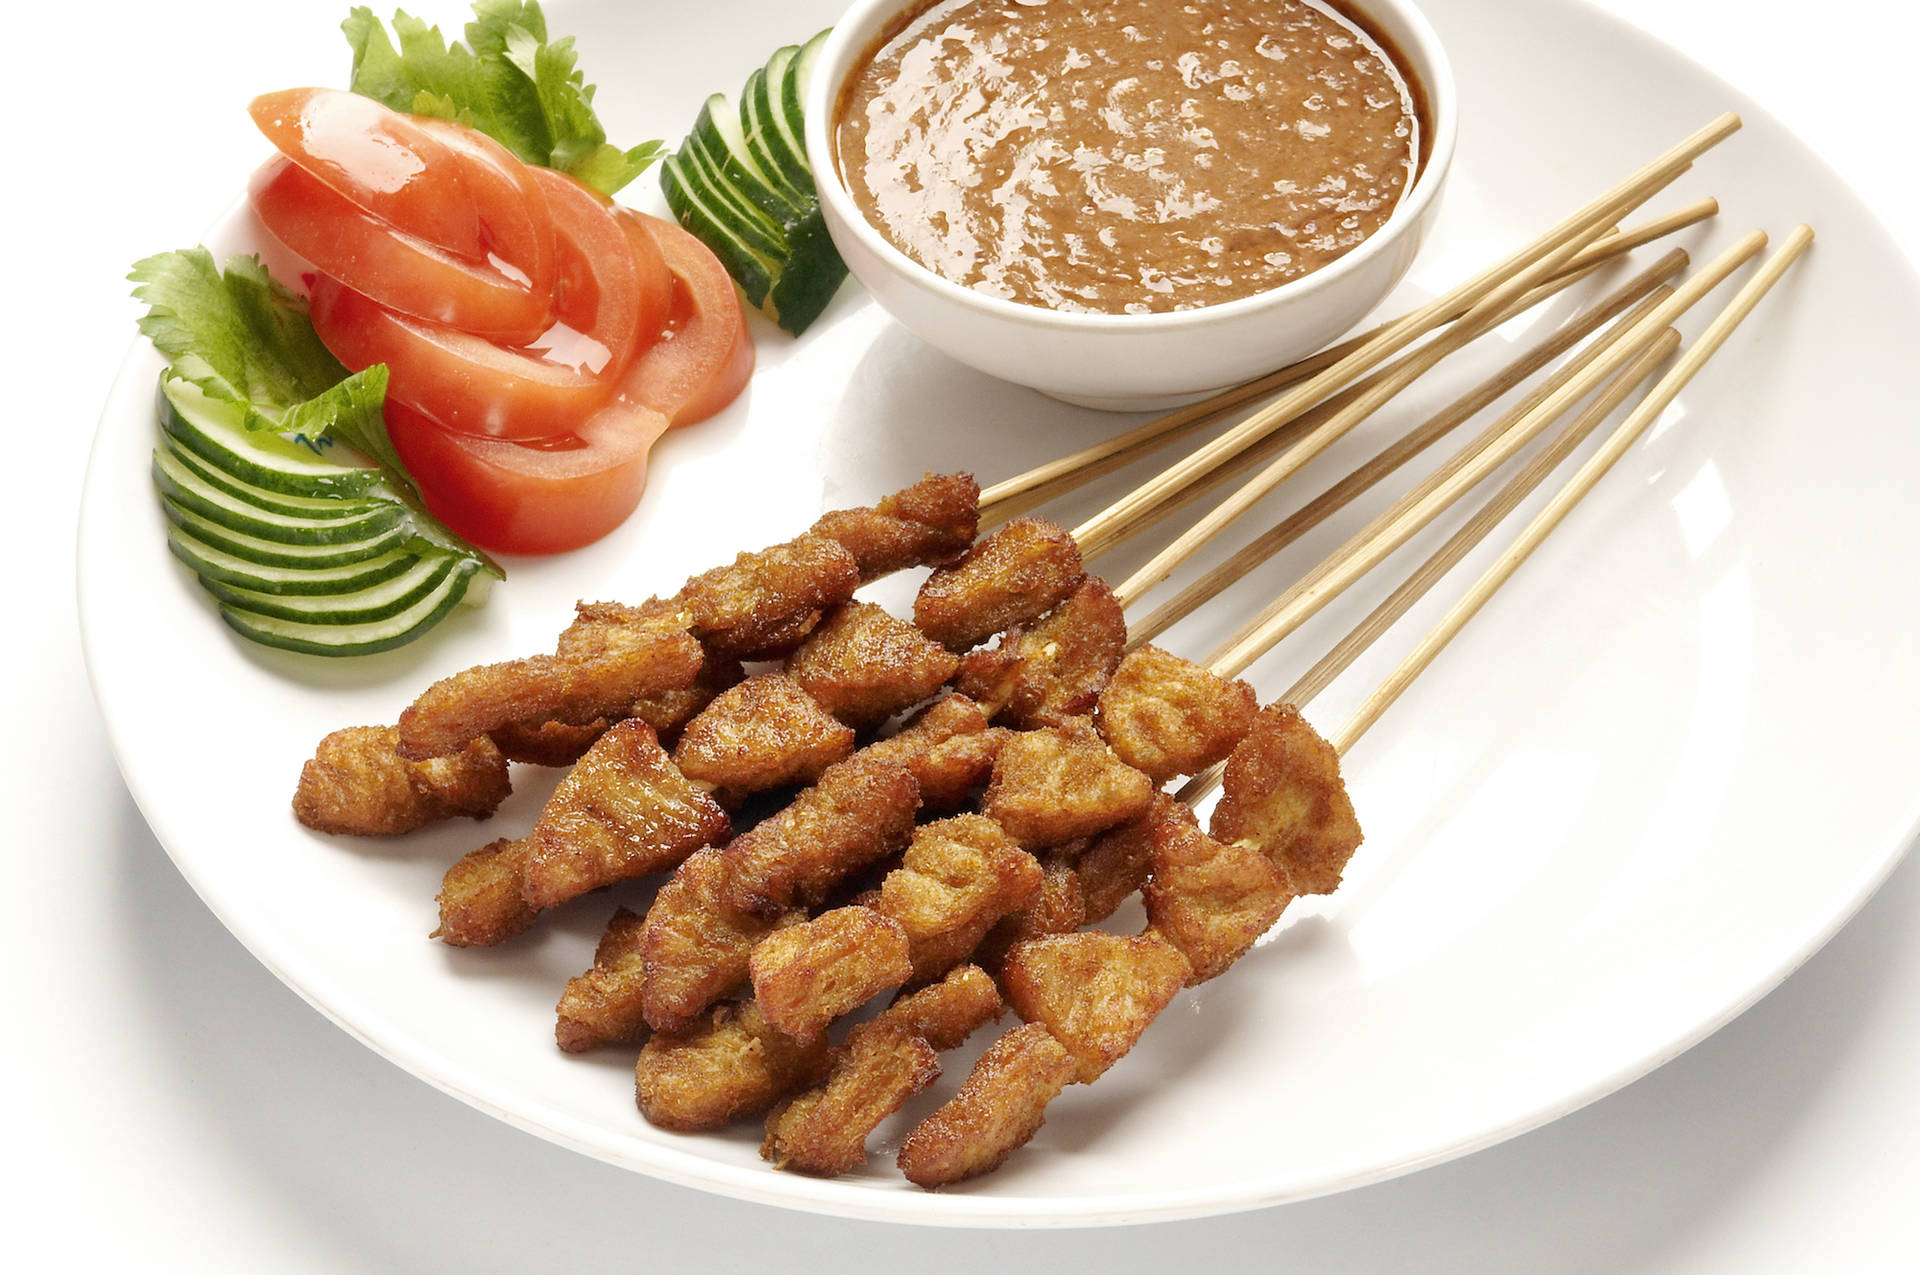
[
  {"x1": 438, "y1": 245, "x2": 1701, "y2": 946},
  {"x1": 978, "y1": 198, "x2": 1720, "y2": 526},
  {"x1": 904, "y1": 229, "x2": 1812, "y2": 1189},
  {"x1": 705, "y1": 336, "x2": 1686, "y2": 1153}
]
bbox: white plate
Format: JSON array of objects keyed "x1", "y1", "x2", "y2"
[{"x1": 78, "y1": 0, "x2": 1920, "y2": 1228}]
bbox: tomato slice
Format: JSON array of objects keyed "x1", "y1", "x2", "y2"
[
  {"x1": 251, "y1": 156, "x2": 551, "y2": 343},
  {"x1": 410, "y1": 116, "x2": 556, "y2": 303},
  {"x1": 384, "y1": 398, "x2": 670, "y2": 556},
  {"x1": 310, "y1": 168, "x2": 652, "y2": 439},
  {"x1": 620, "y1": 211, "x2": 755, "y2": 426},
  {"x1": 252, "y1": 90, "x2": 532, "y2": 269}
]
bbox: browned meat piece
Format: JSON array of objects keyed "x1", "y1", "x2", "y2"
[
  {"x1": 488, "y1": 719, "x2": 608, "y2": 767},
  {"x1": 677, "y1": 534, "x2": 860, "y2": 658},
  {"x1": 672, "y1": 674, "x2": 856, "y2": 798},
  {"x1": 982, "y1": 716, "x2": 1155, "y2": 847},
  {"x1": 722, "y1": 755, "x2": 921, "y2": 916},
  {"x1": 555, "y1": 906, "x2": 652, "y2": 1052},
  {"x1": 913, "y1": 517, "x2": 1086, "y2": 652},
  {"x1": 788, "y1": 602, "x2": 961, "y2": 729},
  {"x1": 294, "y1": 725, "x2": 511, "y2": 836},
  {"x1": 761, "y1": 962, "x2": 1009, "y2": 1175},
  {"x1": 955, "y1": 579, "x2": 1127, "y2": 728},
  {"x1": 395, "y1": 606, "x2": 704, "y2": 759},
  {"x1": 553, "y1": 598, "x2": 678, "y2": 658},
  {"x1": 1209, "y1": 703, "x2": 1363, "y2": 896},
  {"x1": 973, "y1": 850, "x2": 1085, "y2": 976},
  {"x1": 763, "y1": 1026, "x2": 939, "y2": 1177},
  {"x1": 878, "y1": 964, "x2": 1007, "y2": 1051},
  {"x1": 522, "y1": 721, "x2": 732, "y2": 910},
  {"x1": 999, "y1": 931, "x2": 1190, "y2": 1083},
  {"x1": 495, "y1": 649, "x2": 733, "y2": 768},
  {"x1": 809, "y1": 473, "x2": 981, "y2": 582},
  {"x1": 750, "y1": 907, "x2": 914, "y2": 1040},
  {"x1": 631, "y1": 653, "x2": 747, "y2": 747},
  {"x1": 434, "y1": 835, "x2": 537, "y2": 947},
  {"x1": 636, "y1": 1001, "x2": 834, "y2": 1133},
  {"x1": 640, "y1": 847, "x2": 798, "y2": 1034},
  {"x1": 896, "y1": 1023, "x2": 1077, "y2": 1188},
  {"x1": 874, "y1": 815, "x2": 1043, "y2": 983},
  {"x1": 1096, "y1": 646, "x2": 1259, "y2": 784},
  {"x1": 1144, "y1": 817, "x2": 1292, "y2": 984},
  {"x1": 863, "y1": 695, "x2": 1006, "y2": 809},
  {"x1": 1076, "y1": 794, "x2": 1192, "y2": 924}
]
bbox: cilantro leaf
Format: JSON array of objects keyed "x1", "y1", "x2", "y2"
[
  {"x1": 130, "y1": 249, "x2": 502, "y2": 578},
  {"x1": 130, "y1": 248, "x2": 389, "y2": 440},
  {"x1": 343, "y1": 1, "x2": 661, "y2": 197}
]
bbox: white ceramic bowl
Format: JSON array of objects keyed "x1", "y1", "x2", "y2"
[{"x1": 806, "y1": 0, "x2": 1459, "y2": 411}]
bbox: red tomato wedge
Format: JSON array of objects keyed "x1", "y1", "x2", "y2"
[
  {"x1": 620, "y1": 211, "x2": 755, "y2": 426},
  {"x1": 310, "y1": 168, "x2": 655, "y2": 439},
  {"x1": 251, "y1": 156, "x2": 551, "y2": 343},
  {"x1": 384, "y1": 398, "x2": 669, "y2": 555}
]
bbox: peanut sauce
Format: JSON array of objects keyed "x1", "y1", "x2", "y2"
[{"x1": 835, "y1": 0, "x2": 1423, "y2": 315}]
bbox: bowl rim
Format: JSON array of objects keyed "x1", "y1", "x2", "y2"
[{"x1": 803, "y1": 0, "x2": 1461, "y2": 333}]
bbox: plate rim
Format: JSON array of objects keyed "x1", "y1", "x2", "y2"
[{"x1": 78, "y1": 0, "x2": 1920, "y2": 1227}]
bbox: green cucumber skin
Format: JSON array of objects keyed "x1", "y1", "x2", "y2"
[
  {"x1": 157, "y1": 381, "x2": 380, "y2": 498},
  {"x1": 669, "y1": 29, "x2": 846, "y2": 335},
  {"x1": 151, "y1": 449, "x2": 405, "y2": 546},
  {"x1": 160, "y1": 495, "x2": 409, "y2": 569},
  {"x1": 161, "y1": 436, "x2": 384, "y2": 521},
  {"x1": 764, "y1": 44, "x2": 817, "y2": 194},
  {"x1": 200, "y1": 557, "x2": 459, "y2": 625},
  {"x1": 217, "y1": 562, "x2": 483, "y2": 657},
  {"x1": 662, "y1": 157, "x2": 778, "y2": 307},
  {"x1": 769, "y1": 208, "x2": 852, "y2": 337},
  {"x1": 691, "y1": 100, "x2": 808, "y2": 231},
  {"x1": 742, "y1": 66, "x2": 808, "y2": 206},
  {"x1": 165, "y1": 530, "x2": 423, "y2": 596}
]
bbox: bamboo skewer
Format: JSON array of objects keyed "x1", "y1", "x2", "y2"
[
  {"x1": 1330, "y1": 225, "x2": 1815, "y2": 756},
  {"x1": 1174, "y1": 326, "x2": 1683, "y2": 806},
  {"x1": 976, "y1": 198, "x2": 1719, "y2": 526},
  {"x1": 1083, "y1": 252, "x2": 1626, "y2": 566},
  {"x1": 1123, "y1": 252, "x2": 1686, "y2": 647},
  {"x1": 1198, "y1": 228, "x2": 1768, "y2": 684},
  {"x1": 1067, "y1": 114, "x2": 1740, "y2": 560}
]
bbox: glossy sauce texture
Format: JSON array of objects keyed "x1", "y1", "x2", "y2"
[{"x1": 836, "y1": 0, "x2": 1422, "y2": 314}]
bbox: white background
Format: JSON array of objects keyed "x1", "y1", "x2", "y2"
[{"x1": 12, "y1": 0, "x2": 1919, "y2": 1268}]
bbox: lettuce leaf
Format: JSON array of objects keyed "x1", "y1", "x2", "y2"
[{"x1": 343, "y1": 1, "x2": 663, "y2": 197}]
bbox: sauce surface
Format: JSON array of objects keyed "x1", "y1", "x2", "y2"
[{"x1": 835, "y1": 0, "x2": 1422, "y2": 315}]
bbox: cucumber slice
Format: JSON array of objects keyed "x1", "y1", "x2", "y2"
[
  {"x1": 662, "y1": 156, "x2": 779, "y2": 307},
  {"x1": 165, "y1": 530, "x2": 423, "y2": 596},
  {"x1": 676, "y1": 131, "x2": 790, "y2": 253},
  {"x1": 667, "y1": 30, "x2": 847, "y2": 335},
  {"x1": 200, "y1": 555, "x2": 460, "y2": 625},
  {"x1": 152, "y1": 448, "x2": 404, "y2": 545},
  {"x1": 744, "y1": 63, "x2": 809, "y2": 202},
  {"x1": 765, "y1": 41, "x2": 818, "y2": 193},
  {"x1": 161, "y1": 496, "x2": 408, "y2": 568},
  {"x1": 695, "y1": 95, "x2": 808, "y2": 226},
  {"x1": 158, "y1": 379, "x2": 381, "y2": 498},
  {"x1": 160, "y1": 436, "x2": 384, "y2": 521},
  {"x1": 783, "y1": 29, "x2": 832, "y2": 147},
  {"x1": 218, "y1": 561, "x2": 485, "y2": 657}
]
